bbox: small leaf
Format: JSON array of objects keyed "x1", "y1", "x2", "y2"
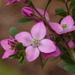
[
  {"x1": 18, "y1": 51, "x2": 25, "y2": 66},
  {"x1": 72, "y1": 7, "x2": 75, "y2": 16},
  {"x1": 18, "y1": 18, "x2": 38, "y2": 24},
  {"x1": 16, "y1": 43, "x2": 24, "y2": 51},
  {"x1": 55, "y1": 8, "x2": 67, "y2": 17},
  {"x1": 59, "y1": 61, "x2": 75, "y2": 73},
  {"x1": 50, "y1": 56, "x2": 59, "y2": 61},
  {"x1": 69, "y1": 0, "x2": 75, "y2": 9},
  {"x1": 9, "y1": 27, "x2": 18, "y2": 37},
  {"x1": 10, "y1": 52, "x2": 19, "y2": 59},
  {"x1": 72, "y1": 16, "x2": 75, "y2": 20}
]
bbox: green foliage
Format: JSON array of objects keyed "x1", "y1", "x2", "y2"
[
  {"x1": 18, "y1": 18, "x2": 38, "y2": 24},
  {"x1": 50, "y1": 56, "x2": 59, "y2": 61},
  {"x1": 18, "y1": 51, "x2": 25, "y2": 65},
  {"x1": 59, "y1": 61, "x2": 75, "y2": 73},
  {"x1": 9, "y1": 27, "x2": 18, "y2": 37},
  {"x1": 16, "y1": 43, "x2": 24, "y2": 51},
  {"x1": 10, "y1": 51, "x2": 25, "y2": 65},
  {"x1": 72, "y1": 7, "x2": 75, "y2": 20},
  {"x1": 55, "y1": 8, "x2": 67, "y2": 17},
  {"x1": 69, "y1": 0, "x2": 75, "y2": 9},
  {"x1": 55, "y1": 38, "x2": 74, "y2": 64}
]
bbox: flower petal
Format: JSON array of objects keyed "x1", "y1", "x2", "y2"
[
  {"x1": 49, "y1": 22, "x2": 63, "y2": 34},
  {"x1": 61, "y1": 26, "x2": 75, "y2": 34},
  {"x1": 68, "y1": 40, "x2": 74, "y2": 49},
  {"x1": 31, "y1": 22, "x2": 46, "y2": 40},
  {"x1": 69, "y1": 26, "x2": 75, "y2": 32},
  {"x1": 6, "y1": 0, "x2": 16, "y2": 5},
  {"x1": 15, "y1": 32, "x2": 32, "y2": 46},
  {"x1": 1, "y1": 39, "x2": 14, "y2": 54},
  {"x1": 42, "y1": 46, "x2": 60, "y2": 58},
  {"x1": 36, "y1": 9, "x2": 50, "y2": 22},
  {"x1": 2, "y1": 51, "x2": 11, "y2": 59},
  {"x1": 61, "y1": 15, "x2": 74, "y2": 30},
  {"x1": 25, "y1": 46, "x2": 40, "y2": 62},
  {"x1": 39, "y1": 39, "x2": 56, "y2": 53}
]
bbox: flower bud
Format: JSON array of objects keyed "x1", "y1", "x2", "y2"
[
  {"x1": 21, "y1": 7, "x2": 34, "y2": 17},
  {"x1": 64, "y1": 38, "x2": 69, "y2": 43},
  {"x1": 47, "y1": 34, "x2": 54, "y2": 40},
  {"x1": 68, "y1": 40, "x2": 75, "y2": 49},
  {"x1": 6, "y1": 0, "x2": 25, "y2": 5}
]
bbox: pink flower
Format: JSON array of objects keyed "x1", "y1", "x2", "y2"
[
  {"x1": 68, "y1": 40, "x2": 75, "y2": 49},
  {"x1": 49, "y1": 15, "x2": 75, "y2": 34},
  {"x1": 6, "y1": 0, "x2": 24, "y2": 5},
  {"x1": 42, "y1": 45, "x2": 60, "y2": 59},
  {"x1": 21, "y1": 7, "x2": 49, "y2": 22},
  {"x1": 1, "y1": 37, "x2": 17, "y2": 59},
  {"x1": 15, "y1": 22, "x2": 56, "y2": 62},
  {"x1": 35, "y1": 9, "x2": 50, "y2": 22}
]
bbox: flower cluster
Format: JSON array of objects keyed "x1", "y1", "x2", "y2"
[
  {"x1": 1, "y1": 0, "x2": 75, "y2": 72},
  {"x1": 1, "y1": 22, "x2": 61, "y2": 62}
]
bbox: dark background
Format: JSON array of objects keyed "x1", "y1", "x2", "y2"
[{"x1": 0, "y1": 0, "x2": 75, "y2": 75}]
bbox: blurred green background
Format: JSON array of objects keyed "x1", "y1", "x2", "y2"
[{"x1": 0, "y1": 0, "x2": 75, "y2": 75}]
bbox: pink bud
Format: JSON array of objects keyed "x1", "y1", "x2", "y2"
[
  {"x1": 68, "y1": 40, "x2": 75, "y2": 49},
  {"x1": 6, "y1": 0, "x2": 24, "y2": 5},
  {"x1": 47, "y1": 34, "x2": 54, "y2": 39},
  {"x1": 64, "y1": 38, "x2": 69, "y2": 43},
  {"x1": 21, "y1": 7, "x2": 34, "y2": 17}
]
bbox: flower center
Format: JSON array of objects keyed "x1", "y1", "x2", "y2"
[
  {"x1": 62, "y1": 24, "x2": 67, "y2": 29},
  {"x1": 10, "y1": 46, "x2": 14, "y2": 50},
  {"x1": 33, "y1": 39, "x2": 39, "y2": 44}
]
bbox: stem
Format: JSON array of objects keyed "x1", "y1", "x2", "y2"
[
  {"x1": 39, "y1": 54, "x2": 48, "y2": 69},
  {"x1": 43, "y1": 58, "x2": 48, "y2": 66},
  {"x1": 39, "y1": 54, "x2": 44, "y2": 68},
  {"x1": 63, "y1": 0, "x2": 70, "y2": 15}
]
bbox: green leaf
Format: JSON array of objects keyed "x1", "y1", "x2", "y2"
[
  {"x1": 59, "y1": 61, "x2": 75, "y2": 73},
  {"x1": 18, "y1": 51, "x2": 25, "y2": 66},
  {"x1": 16, "y1": 43, "x2": 24, "y2": 51},
  {"x1": 72, "y1": 7, "x2": 75, "y2": 16},
  {"x1": 50, "y1": 56, "x2": 59, "y2": 61},
  {"x1": 10, "y1": 52, "x2": 19, "y2": 59},
  {"x1": 72, "y1": 16, "x2": 75, "y2": 20},
  {"x1": 72, "y1": 7, "x2": 75, "y2": 20},
  {"x1": 9, "y1": 27, "x2": 18, "y2": 37},
  {"x1": 69, "y1": 0, "x2": 75, "y2": 9},
  {"x1": 18, "y1": 18, "x2": 38, "y2": 24},
  {"x1": 55, "y1": 8, "x2": 67, "y2": 17}
]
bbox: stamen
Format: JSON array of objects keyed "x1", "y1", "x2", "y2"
[
  {"x1": 10, "y1": 46, "x2": 14, "y2": 50},
  {"x1": 33, "y1": 39, "x2": 39, "y2": 44},
  {"x1": 62, "y1": 24, "x2": 67, "y2": 29}
]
